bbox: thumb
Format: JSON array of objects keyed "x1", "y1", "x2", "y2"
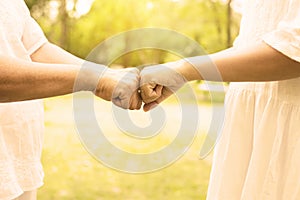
[
  {"x1": 142, "y1": 87, "x2": 173, "y2": 112},
  {"x1": 140, "y1": 83, "x2": 163, "y2": 104},
  {"x1": 143, "y1": 101, "x2": 158, "y2": 112}
]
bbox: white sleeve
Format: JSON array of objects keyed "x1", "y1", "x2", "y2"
[
  {"x1": 22, "y1": 16, "x2": 48, "y2": 55},
  {"x1": 263, "y1": 0, "x2": 300, "y2": 62}
]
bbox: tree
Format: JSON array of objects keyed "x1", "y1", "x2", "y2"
[
  {"x1": 226, "y1": 0, "x2": 233, "y2": 47},
  {"x1": 25, "y1": 0, "x2": 240, "y2": 66}
]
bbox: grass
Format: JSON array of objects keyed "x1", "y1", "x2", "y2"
[{"x1": 38, "y1": 92, "x2": 217, "y2": 200}]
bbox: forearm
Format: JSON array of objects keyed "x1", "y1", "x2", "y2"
[
  {"x1": 179, "y1": 42, "x2": 300, "y2": 82},
  {"x1": 0, "y1": 55, "x2": 99, "y2": 102}
]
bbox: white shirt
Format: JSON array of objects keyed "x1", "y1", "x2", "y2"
[
  {"x1": 0, "y1": 0, "x2": 47, "y2": 199},
  {"x1": 207, "y1": 0, "x2": 300, "y2": 199}
]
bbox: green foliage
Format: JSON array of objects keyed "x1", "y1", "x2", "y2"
[
  {"x1": 25, "y1": 0, "x2": 41, "y2": 10},
  {"x1": 25, "y1": 0, "x2": 240, "y2": 66},
  {"x1": 25, "y1": 0, "x2": 51, "y2": 13}
]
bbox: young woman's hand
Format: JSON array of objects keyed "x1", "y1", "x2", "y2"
[{"x1": 140, "y1": 61, "x2": 187, "y2": 111}]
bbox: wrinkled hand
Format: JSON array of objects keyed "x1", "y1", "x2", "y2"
[
  {"x1": 95, "y1": 67, "x2": 142, "y2": 110},
  {"x1": 140, "y1": 61, "x2": 187, "y2": 111}
]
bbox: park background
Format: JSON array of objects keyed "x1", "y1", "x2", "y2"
[{"x1": 24, "y1": 0, "x2": 241, "y2": 199}]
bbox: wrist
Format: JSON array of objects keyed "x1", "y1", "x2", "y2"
[
  {"x1": 174, "y1": 59, "x2": 202, "y2": 81},
  {"x1": 74, "y1": 62, "x2": 107, "y2": 92},
  {"x1": 94, "y1": 68, "x2": 115, "y2": 101}
]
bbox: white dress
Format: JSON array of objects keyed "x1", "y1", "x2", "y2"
[
  {"x1": 207, "y1": 0, "x2": 300, "y2": 199},
  {"x1": 0, "y1": 0, "x2": 47, "y2": 199}
]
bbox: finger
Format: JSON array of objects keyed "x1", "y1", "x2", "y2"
[
  {"x1": 140, "y1": 83, "x2": 163, "y2": 104},
  {"x1": 112, "y1": 90, "x2": 130, "y2": 109},
  {"x1": 143, "y1": 102, "x2": 158, "y2": 112},
  {"x1": 112, "y1": 67, "x2": 141, "y2": 110},
  {"x1": 156, "y1": 87, "x2": 173, "y2": 104},
  {"x1": 112, "y1": 97, "x2": 123, "y2": 109},
  {"x1": 135, "y1": 90, "x2": 143, "y2": 110},
  {"x1": 142, "y1": 87, "x2": 173, "y2": 112},
  {"x1": 129, "y1": 74, "x2": 142, "y2": 110},
  {"x1": 136, "y1": 99, "x2": 143, "y2": 110},
  {"x1": 154, "y1": 85, "x2": 163, "y2": 96},
  {"x1": 129, "y1": 90, "x2": 142, "y2": 110}
]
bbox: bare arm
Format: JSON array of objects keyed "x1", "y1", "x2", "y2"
[
  {"x1": 0, "y1": 55, "x2": 84, "y2": 102},
  {"x1": 140, "y1": 42, "x2": 300, "y2": 111},
  {"x1": 28, "y1": 42, "x2": 142, "y2": 109},
  {"x1": 178, "y1": 42, "x2": 300, "y2": 82},
  {"x1": 0, "y1": 48, "x2": 141, "y2": 109}
]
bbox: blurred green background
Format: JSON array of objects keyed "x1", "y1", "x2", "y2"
[
  {"x1": 24, "y1": 0, "x2": 241, "y2": 199},
  {"x1": 25, "y1": 0, "x2": 241, "y2": 63}
]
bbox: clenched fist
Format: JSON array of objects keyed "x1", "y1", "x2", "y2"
[
  {"x1": 95, "y1": 67, "x2": 142, "y2": 110},
  {"x1": 140, "y1": 61, "x2": 187, "y2": 111},
  {"x1": 78, "y1": 62, "x2": 142, "y2": 110}
]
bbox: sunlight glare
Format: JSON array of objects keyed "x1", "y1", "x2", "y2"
[
  {"x1": 76, "y1": 0, "x2": 94, "y2": 17},
  {"x1": 146, "y1": 1, "x2": 154, "y2": 10},
  {"x1": 49, "y1": 1, "x2": 59, "y2": 20}
]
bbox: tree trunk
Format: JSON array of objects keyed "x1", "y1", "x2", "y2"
[
  {"x1": 59, "y1": 0, "x2": 68, "y2": 49},
  {"x1": 209, "y1": 1, "x2": 223, "y2": 45},
  {"x1": 226, "y1": 0, "x2": 233, "y2": 48}
]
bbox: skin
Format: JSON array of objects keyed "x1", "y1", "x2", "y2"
[
  {"x1": 140, "y1": 42, "x2": 300, "y2": 111},
  {"x1": 0, "y1": 42, "x2": 142, "y2": 110}
]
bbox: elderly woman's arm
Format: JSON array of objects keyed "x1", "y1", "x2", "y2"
[{"x1": 0, "y1": 54, "x2": 141, "y2": 109}]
